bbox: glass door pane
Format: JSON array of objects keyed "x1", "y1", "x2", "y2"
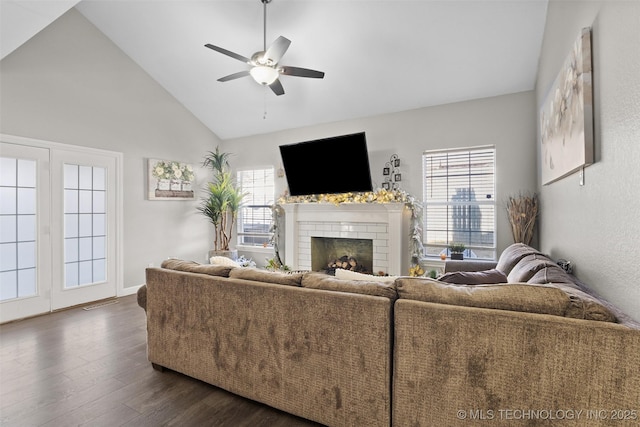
[
  {"x1": 0, "y1": 141, "x2": 51, "y2": 323},
  {"x1": 0, "y1": 157, "x2": 37, "y2": 301},
  {"x1": 63, "y1": 164, "x2": 107, "y2": 288}
]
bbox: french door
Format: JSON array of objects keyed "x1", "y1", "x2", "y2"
[
  {"x1": 1, "y1": 136, "x2": 121, "y2": 322},
  {"x1": 0, "y1": 143, "x2": 51, "y2": 321}
]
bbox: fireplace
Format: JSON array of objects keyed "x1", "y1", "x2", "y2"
[
  {"x1": 281, "y1": 202, "x2": 411, "y2": 276},
  {"x1": 311, "y1": 237, "x2": 373, "y2": 274}
]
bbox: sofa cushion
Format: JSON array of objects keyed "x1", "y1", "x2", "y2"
[
  {"x1": 228, "y1": 267, "x2": 303, "y2": 286},
  {"x1": 527, "y1": 267, "x2": 618, "y2": 322},
  {"x1": 301, "y1": 272, "x2": 398, "y2": 300},
  {"x1": 396, "y1": 277, "x2": 618, "y2": 322},
  {"x1": 528, "y1": 266, "x2": 578, "y2": 287},
  {"x1": 438, "y1": 268, "x2": 508, "y2": 285},
  {"x1": 444, "y1": 259, "x2": 498, "y2": 273},
  {"x1": 161, "y1": 259, "x2": 234, "y2": 277},
  {"x1": 334, "y1": 268, "x2": 397, "y2": 282},
  {"x1": 496, "y1": 243, "x2": 545, "y2": 275},
  {"x1": 507, "y1": 254, "x2": 557, "y2": 283},
  {"x1": 396, "y1": 277, "x2": 568, "y2": 316},
  {"x1": 552, "y1": 282, "x2": 617, "y2": 322}
]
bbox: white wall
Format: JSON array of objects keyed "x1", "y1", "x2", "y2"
[
  {"x1": 536, "y1": 0, "x2": 640, "y2": 321},
  {"x1": 0, "y1": 9, "x2": 221, "y2": 290},
  {"x1": 224, "y1": 91, "x2": 538, "y2": 261}
]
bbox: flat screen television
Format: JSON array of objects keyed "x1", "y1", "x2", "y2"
[{"x1": 279, "y1": 132, "x2": 373, "y2": 196}]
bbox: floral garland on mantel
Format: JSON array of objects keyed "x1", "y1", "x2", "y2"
[
  {"x1": 278, "y1": 188, "x2": 410, "y2": 205},
  {"x1": 272, "y1": 189, "x2": 426, "y2": 276}
]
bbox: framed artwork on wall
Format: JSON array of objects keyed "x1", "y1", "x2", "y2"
[
  {"x1": 148, "y1": 158, "x2": 195, "y2": 200},
  {"x1": 539, "y1": 27, "x2": 594, "y2": 185},
  {"x1": 382, "y1": 154, "x2": 402, "y2": 190}
]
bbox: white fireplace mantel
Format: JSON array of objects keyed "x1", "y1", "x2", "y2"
[{"x1": 281, "y1": 202, "x2": 410, "y2": 275}]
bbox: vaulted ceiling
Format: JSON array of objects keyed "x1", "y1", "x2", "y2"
[{"x1": 1, "y1": 0, "x2": 548, "y2": 140}]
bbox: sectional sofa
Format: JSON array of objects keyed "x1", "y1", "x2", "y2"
[{"x1": 137, "y1": 244, "x2": 640, "y2": 426}]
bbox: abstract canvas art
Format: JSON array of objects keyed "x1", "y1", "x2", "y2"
[{"x1": 539, "y1": 27, "x2": 594, "y2": 185}]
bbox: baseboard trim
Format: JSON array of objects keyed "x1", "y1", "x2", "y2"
[{"x1": 119, "y1": 284, "x2": 143, "y2": 297}]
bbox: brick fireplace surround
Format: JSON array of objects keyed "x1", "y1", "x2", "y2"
[{"x1": 281, "y1": 203, "x2": 410, "y2": 276}]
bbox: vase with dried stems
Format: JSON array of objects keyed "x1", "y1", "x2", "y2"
[{"x1": 506, "y1": 192, "x2": 539, "y2": 245}]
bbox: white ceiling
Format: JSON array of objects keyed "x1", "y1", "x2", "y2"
[{"x1": 1, "y1": 0, "x2": 549, "y2": 140}]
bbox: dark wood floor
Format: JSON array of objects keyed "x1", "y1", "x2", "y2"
[{"x1": 0, "y1": 295, "x2": 322, "y2": 427}]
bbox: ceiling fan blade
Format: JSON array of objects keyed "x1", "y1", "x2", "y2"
[
  {"x1": 280, "y1": 66, "x2": 325, "y2": 79},
  {"x1": 269, "y1": 78, "x2": 285, "y2": 96},
  {"x1": 205, "y1": 44, "x2": 251, "y2": 64},
  {"x1": 264, "y1": 36, "x2": 291, "y2": 64},
  {"x1": 217, "y1": 71, "x2": 251, "y2": 82}
]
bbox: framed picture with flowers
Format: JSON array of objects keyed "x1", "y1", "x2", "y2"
[{"x1": 148, "y1": 158, "x2": 195, "y2": 200}]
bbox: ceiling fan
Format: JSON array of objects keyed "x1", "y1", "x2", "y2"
[{"x1": 204, "y1": 0, "x2": 325, "y2": 96}]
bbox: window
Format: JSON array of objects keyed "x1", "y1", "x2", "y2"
[
  {"x1": 422, "y1": 146, "x2": 496, "y2": 260},
  {"x1": 237, "y1": 168, "x2": 274, "y2": 247}
]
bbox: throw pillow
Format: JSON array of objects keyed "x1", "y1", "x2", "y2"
[
  {"x1": 438, "y1": 268, "x2": 508, "y2": 285},
  {"x1": 334, "y1": 268, "x2": 397, "y2": 283},
  {"x1": 209, "y1": 255, "x2": 240, "y2": 267}
]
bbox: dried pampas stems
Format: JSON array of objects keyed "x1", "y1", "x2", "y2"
[{"x1": 506, "y1": 193, "x2": 539, "y2": 245}]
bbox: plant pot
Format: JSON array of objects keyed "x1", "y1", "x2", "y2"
[
  {"x1": 451, "y1": 253, "x2": 464, "y2": 260},
  {"x1": 208, "y1": 249, "x2": 238, "y2": 261}
]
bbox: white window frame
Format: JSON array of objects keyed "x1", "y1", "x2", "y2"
[
  {"x1": 236, "y1": 167, "x2": 275, "y2": 250},
  {"x1": 422, "y1": 145, "x2": 496, "y2": 260}
]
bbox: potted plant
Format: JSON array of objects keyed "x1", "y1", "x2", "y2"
[
  {"x1": 265, "y1": 257, "x2": 290, "y2": 272},
  {"x1": 198, "y1": 147, "x2": 246, "y2": 260},
  {"x1": 449, "y1": 242, "x2": 466, "y2": 260}
]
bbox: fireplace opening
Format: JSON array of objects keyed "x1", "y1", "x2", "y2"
[{"x1": 311, "y1": 237, "x2": 373, "y2": 275}]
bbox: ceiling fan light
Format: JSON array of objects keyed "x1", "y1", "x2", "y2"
[{"x1": 250, "y1": 66, "x2": 279, "y2": 85}]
